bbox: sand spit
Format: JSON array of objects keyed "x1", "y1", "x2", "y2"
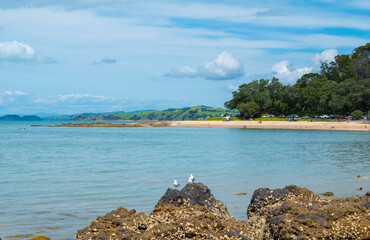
[
  {"x1": 170, "y1": 120, "x2": 370, "y2": 131},
  {"x1": 32, "y1": 120, "x2": 369, "y2": 131},
  {"x1": 33, "y1": 122, "x2": 171, "y2": 128}
]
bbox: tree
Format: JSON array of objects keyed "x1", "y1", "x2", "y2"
[
  {"x1": 225, "y1": 43, "x2": 369, "y2": 115},
  {"x1": 238, "y1": 101, "x2": 260, "y2": 118},
  {"x1": 351, "y1": 110, "x2": 363, "y2": 119}
]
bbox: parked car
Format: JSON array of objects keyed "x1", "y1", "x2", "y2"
[
  {"x1": 287, "y1": 114, "x2": 299, "y2": 121},
  {"x1": 330, "y1": 114, "x2": 339, "y2": 119},
  {"x1": 312, "y1": 115, "x2": 319, "y2": 119},
  {"x1": 362, "y1": 114, "x2": 368, "y2": 120},
  {"x1": 335, "y1": 115, "x2": 346, "y2": 119},
  {"x1": 320, "y1": 115, "x2": 330, "y2": 119},
  {"x1": 302, "y1": 116, "x2": 311, "y2": 119},
  {"x1": 262, "y1": 114, "x2": 275, "y2": 118},
  {"x1": 278, "y1": 114, "x2": 286, "y2": 118}
]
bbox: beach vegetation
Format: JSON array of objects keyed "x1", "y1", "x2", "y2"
[
  {"x1": 351, "y1": 110, "x2": 363, "y2": 119},
  {"x1": 225, "y1": 43, "x2": 370, "y2": 118}
]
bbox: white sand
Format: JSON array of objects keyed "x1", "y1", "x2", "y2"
[{"x1": 170, "y1": 120, "x2": 370, "y2": 131}]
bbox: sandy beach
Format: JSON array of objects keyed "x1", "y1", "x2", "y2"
[
  {"x1": 41, "y1": 120, "x2": 370, "y2": 131},
  {"x1": 170, "y1": 120, "x2": 370, "y2": 131}
]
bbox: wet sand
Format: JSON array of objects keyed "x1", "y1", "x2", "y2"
[{"x1": 170, "y1": 120, "x2": 370, "y2": 131}]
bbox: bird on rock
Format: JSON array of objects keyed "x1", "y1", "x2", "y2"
[
  {"x1": 188, "y1": 174, "x2": 195, "y2": 184},
  {"x1": 173, "y1": 180, "x2": 180, "y2": 188}
]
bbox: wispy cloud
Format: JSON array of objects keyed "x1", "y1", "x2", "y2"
[
  {"x1": 0, "y1": 41, "x2": 56, "y2": 64},
  {"x1": 92, "y1": 57, "x2": 118, "y2": 65},
  {"x1": 166, "y1": 52, "x2": 244, "y2": 80}
]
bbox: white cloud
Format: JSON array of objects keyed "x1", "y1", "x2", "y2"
[
  {"x1": 271, "y1": 48, "x2": 341, "y2": 82},
  {"x1": 165, "y1": 66, "x2": 199, "y2": 78},
  {"x1": 202, "y1": 52, "x2": 244, "y2": 80},
  {"x1": 3, "y1": 90, "x2": 26, "y2": 96},
  {"x1": 57, "y1": 93, "x2": 116, "y2": 103},
  {"x1": 311, "y1": 49, "x2": 338, "y2": 67},
  {"x1": 271, "y1": 61, "x2": 312, "y2": 82},
  {"x1": 0, "y1": 90, "x2": 29, "y2": 105},
  {"x1": 0, "y1": 41, "x2": 56, "y2": 64},
  {"x1": 227, "y1": 84, "x2": 239, "y2": 91},
  {"x1": 166, "y1": 52, "x2": 244, "y2": 80}
]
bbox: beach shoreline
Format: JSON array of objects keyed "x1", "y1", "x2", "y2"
[
  {"x1": 35, "y1": 120, "x2": 370, "y2": 131},
  {"x1": 170, "y1": 120, "x2": 370, "y2": 131}
]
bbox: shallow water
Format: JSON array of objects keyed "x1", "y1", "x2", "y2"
[{"x1": 0, "y1": 121, "x2": 369, "y2": 239}]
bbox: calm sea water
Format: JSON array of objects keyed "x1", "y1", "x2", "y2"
[{"x1": 0, "y1": 121, "x2": 369, "y2": 239}]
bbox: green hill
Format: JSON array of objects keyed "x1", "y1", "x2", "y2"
[{"x1": 114, "y1": 106, "x2": 239, "y2": 121}]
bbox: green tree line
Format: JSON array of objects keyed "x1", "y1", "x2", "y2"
[{"x1": 225, "y1": 43, "x2": 370, "y2": 118}]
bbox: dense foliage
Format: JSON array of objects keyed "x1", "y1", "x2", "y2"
[{"x1": 225, "y1": 43, "x2": 370, "y2": 118}]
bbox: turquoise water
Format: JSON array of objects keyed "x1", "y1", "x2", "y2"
[{"x1": 0, "y1": 121, "x2": 369, "y2": 239}]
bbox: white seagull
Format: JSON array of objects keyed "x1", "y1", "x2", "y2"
[
  {"x1": 188, "y1": 174, "x2": 195, "y2": 184},
  {"x1": 173, "y1": 180, "x2": 180, "y2": 188}
]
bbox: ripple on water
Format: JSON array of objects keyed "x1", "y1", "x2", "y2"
[{"x1": 0, "y1": 124, "x2": 369, "y2": 238}]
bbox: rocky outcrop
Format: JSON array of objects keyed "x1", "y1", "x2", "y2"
[
  {"x1": 77, "y1": 184, "x2": 370, "y2": 240},
  {"x1": 76, "y1": 183, "x2": 249, "y2": 240},
  {"x1": 155, "y1": 183, "x2": 233, "y2": 220},
  {"x1": 246, "y1": 185, "x2": 370, "y2": 239}
]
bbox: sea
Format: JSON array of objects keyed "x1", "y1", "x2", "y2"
[{"x1": 0, "y1": 121, "x2": 369, "y2": 239}]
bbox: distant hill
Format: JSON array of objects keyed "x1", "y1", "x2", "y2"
[
  {"x1": 0, "y1": 107, "x2": 239, "y2": 121},
  {"x1": 22, "y1": 115, "x2": 42, "y2": 121},
  {"x1": 0, "y1": 115, "x2": 42, "y2": 121},
  {"x1": 42, "y1": 114, "x2": 74, "y2": 121},
  {"x1": 42, "y1": 111, "x2": 127, "y2": 121},
  {"x1": 114, "y1": 106, "x2": 239, "y2": 121}
]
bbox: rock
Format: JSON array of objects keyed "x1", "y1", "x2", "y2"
[
  {"x1": 155, "y1": 182, "x2": 233, "y2": 220},
  {"x1": 226, "y1": 231, "x2": 250, "y2": 240},
  {"x1": 246, "y1": 185, "x2": 370, "y2": 240},
  {"x1": 357, "y1": 187, "x2": 363, "y2": 190},
  {"x1": 77, "y1": 183, "x2": 370, "y2": 240},
  {"x1": 4, "y1": 234, "x2": 34, "y2": 238},
  {"x1": 29, "y1": 236, "x2": 50, "y2": 240},
  {"x1": 77, "y1": 183, "x2": 247, "y2": 240},
  {"x1": 321, "y1": 191, "x2": 334, "y2": 197},
  {"x1": 232, "y1": 192, "x2": 248, "y2": 195}
]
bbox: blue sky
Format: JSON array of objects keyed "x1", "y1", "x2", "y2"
[{"x1": 0, "y1": 0, "x2": 369, "y2": 115}]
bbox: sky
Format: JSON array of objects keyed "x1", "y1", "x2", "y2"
[{"x1": 0, "y1": 0, "x2": 369, "y2": 115}]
